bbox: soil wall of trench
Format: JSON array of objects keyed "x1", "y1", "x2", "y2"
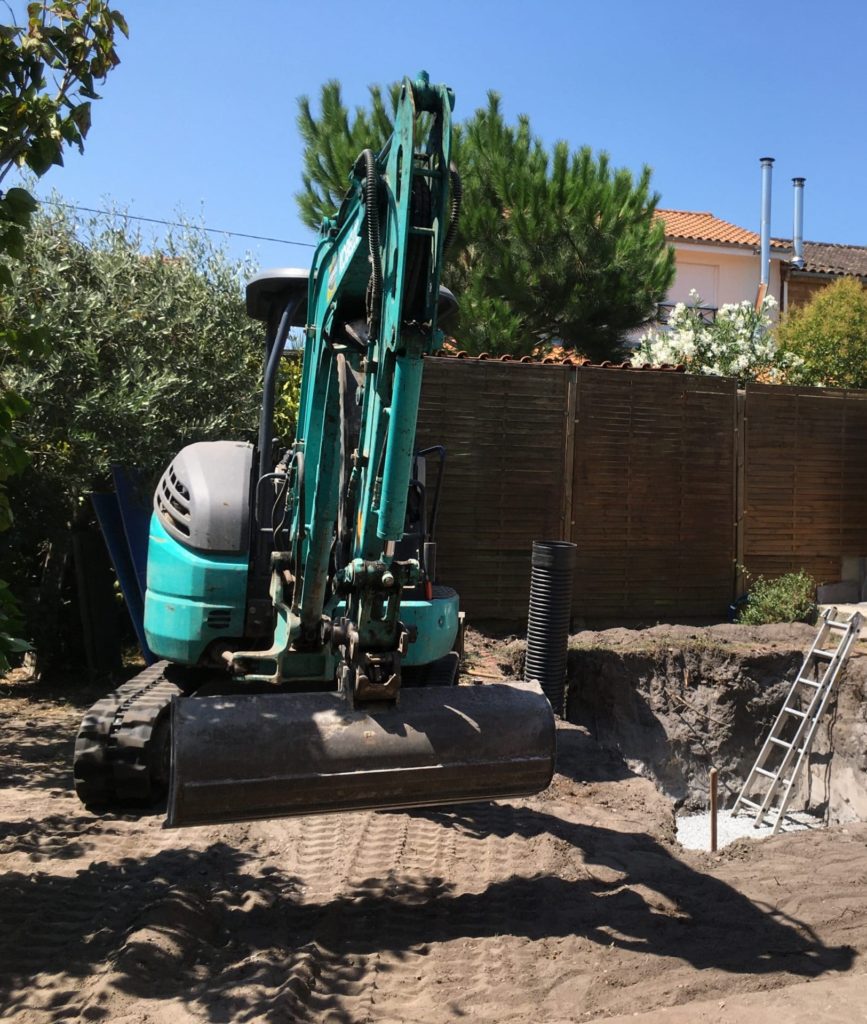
[{"x1": 502, "y1": 623, "x2": 867, "y2": 823}]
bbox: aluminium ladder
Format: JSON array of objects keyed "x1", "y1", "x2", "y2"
[{"x1": 732, "y1": 606, "x2": 863, "y2": 835}]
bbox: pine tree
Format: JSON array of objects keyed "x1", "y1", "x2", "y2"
[
  {"x1": 296, "y1": 82, "x2": 674, "y2": 361},
  {"x1": 296, "y1": 81, "x2": 398, "y2": 230}
]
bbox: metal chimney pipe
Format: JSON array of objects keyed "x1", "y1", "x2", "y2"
[
  {"x1": 759, "y1": 157, "x2": 774, "y2": 287},
  {"x1": 792, "y1": 177, "x2": 805, "y2": 270}
]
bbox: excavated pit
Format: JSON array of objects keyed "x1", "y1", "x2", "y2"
[{"x1": 497, "y1": 623, "x2": 867, "y2": 828}]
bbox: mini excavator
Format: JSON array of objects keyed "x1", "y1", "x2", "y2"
[{"x1": 73, "y1": 73, "x2": 555, "y2": 827}]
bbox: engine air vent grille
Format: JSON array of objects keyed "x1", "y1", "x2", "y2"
[
  {"x1": 156, "y1": 461, "x2": 192, "y2": 538},
  {"x1": 206, "y1": 609, "x2": 232, "y2": 630}
]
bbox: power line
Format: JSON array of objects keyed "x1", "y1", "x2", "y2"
[{"x1": 36, "y1": 198, "x2": 317, "y2": 248}]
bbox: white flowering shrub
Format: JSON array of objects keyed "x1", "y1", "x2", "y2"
[{"x1": 631, "y1": 292, "x2": 796, "y2": 383}]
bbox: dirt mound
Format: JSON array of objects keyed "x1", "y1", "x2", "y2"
[
  {"x1": 567, "y1": 624, "x2": 815, "y2": 810},
  {"x1": 502, "y1": 623, "x2": 867, "y2": 819}
]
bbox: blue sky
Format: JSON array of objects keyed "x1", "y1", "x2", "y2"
[{"x1": 18, "y1": 0, "x2": 867, "y2": 272}]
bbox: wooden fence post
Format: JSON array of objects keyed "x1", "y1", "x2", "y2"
[
  {"x1": 734, "y1": 388, "x2": 746, "y2": 601},
  {"x1": 561, "y1": 367, "x2": 578, "y2": 544}
]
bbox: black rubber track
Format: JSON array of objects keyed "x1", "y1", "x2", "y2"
[{"x1": 73, "y1": 661, "x2": 189, "y2": 809}]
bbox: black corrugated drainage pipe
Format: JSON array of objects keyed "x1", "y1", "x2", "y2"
[{"x1": 524, "y1": 540, "x2": 577, "y2": 718}]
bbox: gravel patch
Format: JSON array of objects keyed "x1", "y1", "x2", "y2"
[{"x1": 677, "y1": 808, "x2": 824, "y2": 850}]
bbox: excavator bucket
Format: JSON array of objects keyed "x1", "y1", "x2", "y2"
[{"x1": 166, "y1": 680, "x2": 555, "y2": 827}]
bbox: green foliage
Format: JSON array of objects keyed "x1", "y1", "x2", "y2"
[
  {"x1": 273, "y1": 352, "x2": 303, "y2": 447},
  {"x1": 0, "y1": 2, "x2": 127, "y2": 181},
  {"x1": 295, "y1": 81, "x2": 674, "y2": 361},
  {"x1": 296, "y1": 80, "x2": 398, "y2": 231},
  {"x1": 0, "y1": 576, "x2": 28, "y2": 672},
  {"x1": 736, "y1": 569, "x2": 817, "y2": 626},
  {"x1": 0, "y1": 202, "x2": 264, "y2": 660},
  {"x1": 0, "y1": 1, "x2": 126, "y2": 669},
  {"x1": 775, "y1": 277, "x2": 867, "y2": 389}
]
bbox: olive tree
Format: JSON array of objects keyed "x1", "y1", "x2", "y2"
[
  {"x1": 1, "y1": 203, "x2": 265, "y2": 667},
  {"x1": 0, "y1": 0, "x2": 127, "y2": 669}
]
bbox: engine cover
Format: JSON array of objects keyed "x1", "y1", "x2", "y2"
[{"x1": 144, "y1": 441, "x2": 254, "y2": 664}]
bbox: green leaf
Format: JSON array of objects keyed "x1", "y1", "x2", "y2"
[
  {"x1": 110, "y1": 10, "x2": 129, "y2": 37},
  {"x1": 24, "y1": 136, "x2": 60, "y2": 176},
  {"x1": 1, "y1": 187, "x2": 38, "y2": 225},
  {"x1": 5, "y1": 636, "x2": 30, "y2": 652},
  {"x1": 69, "y1": 100, "x2": 92, "y2": 136},
  {"x1": 1, "y1": 224, "x2": 25, "y2": 259}
]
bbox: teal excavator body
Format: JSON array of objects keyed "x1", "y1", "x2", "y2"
[{"x1": 75, "y1": 73, "x2": 556, "y2": 827}]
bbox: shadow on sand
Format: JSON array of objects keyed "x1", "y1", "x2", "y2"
[{"x1": 0, "y1": 801, "x2": 854, "y2": 1024}]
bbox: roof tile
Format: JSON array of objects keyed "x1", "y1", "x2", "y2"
[
  {"x1": 657, "y1": 210, "x2": 790, "y2": 251},
  {"x1": 800, "y1": 241, "x2": 867, "y2": 277},
  {"x1": 433, "y1": 351, "x2": 684, "y2": 372}
]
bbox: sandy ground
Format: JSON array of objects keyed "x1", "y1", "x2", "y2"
[{"x1": 2, "y1": 642, "x2": 867, "y2": 1023}]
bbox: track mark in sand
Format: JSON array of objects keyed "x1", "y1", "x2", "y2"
[
  {"x1": 288, "y1": 810, "x2": 384, "y2": 1018},
  {"x1": 245, "y1": 798, "x2": 600, "y2": 1024},
  {"x1": 365, "y1": 800, "x2": 606, "y2": 1024},
  {"x1": 360, "y1": 812, "x2": 456, "y2": 1024},
  {"x1": 0, "y1": 812, "x2": 129, "y2": 866},
  {"x1": 0, "y1": 812, "x2": 220, "y2": 1024},
  {"x1": 276, "y1": 801, "x2": 584, "y2": 1024},
  {"x1": 296, "y1": 807, "x2": 370, "y2": 897},
  {"x1": 436, "y1": 803, "x2": 534, "y2": 1020},
  {"x1": 215, "y1": 810, "x2": 461, "y2": 1024}
]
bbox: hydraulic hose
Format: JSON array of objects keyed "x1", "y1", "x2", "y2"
[
  {"x1": 443, "y1": 162, "x2": 462, "y2": 254},
  {"x1": 355, "y1": 149, "x2": 382, "y2": 337}
]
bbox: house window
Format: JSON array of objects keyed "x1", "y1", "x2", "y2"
[
  {"x1": 668, "y1": 261, "x2": 719, "y2": 306},
  {"x1": 657, "y1": 302, "x2": 717, "y2": 326}
]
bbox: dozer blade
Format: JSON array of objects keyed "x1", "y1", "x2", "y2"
[{"x1": 166, "y1": 680, "x2": 555, "y2": 827}]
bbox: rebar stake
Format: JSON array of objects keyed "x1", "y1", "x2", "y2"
[{"x1": 710, "y1": 767, "x2": 719, "y2": 853}]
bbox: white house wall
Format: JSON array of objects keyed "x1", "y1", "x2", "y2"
[{"x1": 666, "y1": 244, "x2": 783, "y2": 311}]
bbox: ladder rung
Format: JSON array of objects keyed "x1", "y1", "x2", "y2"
[
  {"x1": 827, "y1": 620, "x2": 851, "y2": 630},
  {"x1": 755, "y1": 767, "x2": 777, "y2": 779},
  {"x1": 813, "y1": 649, "x2": 836, "y2": 660},
  {"x1": 784, "y1": 706, "x2": 807, "y2": 718},
  {"x1": 769, "y1": 737, "x2": 805, "y2": 755},
  {"x1": 796, "y1": 677, "x2": 822, "y2": 688},
  {"x1": 738, "y1": 798, "x2": 778, "y2": 818}
]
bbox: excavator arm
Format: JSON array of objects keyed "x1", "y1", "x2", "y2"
[
  {"x1": 297, "y1": 73, "x2": 456, "y2": 701},
  {"x1": 226, "y1": 73, "x2": 459, "y2": 701}
]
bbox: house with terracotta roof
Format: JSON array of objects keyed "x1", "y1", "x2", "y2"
[
  {"x1": 655, "y1": 209, "x2": 791, "y2": 323},
  {"x1": 784, "y1": 241, "x2": 867, "y2": 307}
]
